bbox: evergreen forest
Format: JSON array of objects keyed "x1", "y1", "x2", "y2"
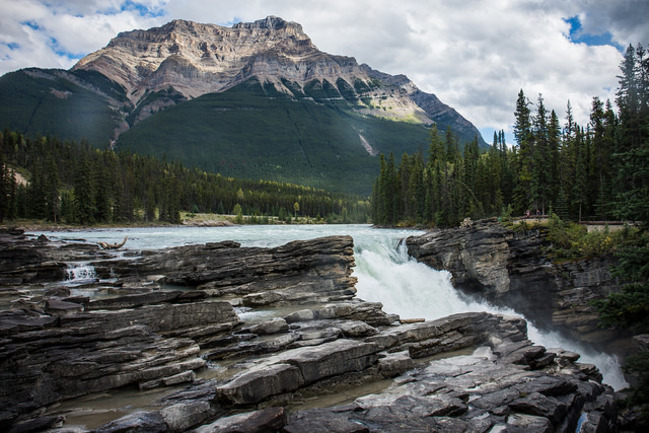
[
  {"x1": 372, "y1": 45, "x2": 647, "y2": 229},
  {"x1": 0, "y1": 132, "x2": 371, "y2": 225}
]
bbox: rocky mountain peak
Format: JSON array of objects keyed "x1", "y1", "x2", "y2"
[
  {"x1": 65, "y1": 16, "x2": 484, "y2": 146},
  {"x1": 233, "y1": 15, "x2": 302, "y2": 32},
  {"x1": 74, "y1": 16, "x2": 319, "y2": 103}
]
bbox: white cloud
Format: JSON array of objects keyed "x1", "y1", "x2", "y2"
[
  {"x1": 0, "y1": 1, "x2": 164, "y2": 69},
  {"x1": 2, "y1": 0, "x2": 643, "y2": 142}
]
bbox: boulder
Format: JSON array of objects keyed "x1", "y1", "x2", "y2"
[
  {"x1": 243, "y1": 317, "x2": 289, "y2": 335},
  {"x1": 217, "y1": 363, "x2": 304, "y2": 405},
  {"x1": 192, "y1": 407, "x2": 287, "y2": 433},
  {"x1": 94, "y1": 411, "x2": 167, "y2": 433},
  {"x1": 160, "y1": 401, "x2": 215, "y2": 432}
]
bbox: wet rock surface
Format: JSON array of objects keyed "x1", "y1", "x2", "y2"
[
  {"x1": 0, "y1": 228, "x2": 619, "y2": 432},
  {"x1": 406, "y1": 220, "x2": 627, "y2": 349}
]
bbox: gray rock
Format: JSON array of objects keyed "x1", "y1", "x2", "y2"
[
  {"x1": 94, "y1": 411, "x2": 167, "y2": 433},
  {"x1": 633, "y1": 334, "x2": 649, "y2": 351},
  {"x1": 510, "y1": 392, "x2": 567, "y2": 423},
  {"x1": 5, "y1": 415, "x2": 65, "y2": 433},
  {"x1": 45, "y1": 299, "x2": 84, "y2": 315},
  {"x1": 191, "y1": 407, "x2": 287, "y2": 433},
  {"x1": 378, "y1": 351, "x2": 414, "y2": 377},
  {"x1": 160, "y1": 401, "x2": 215, "y2": 432},
  {"x1": 406, "y1": 221, "x2": 626, "y2": 347},
  {"x1": 217, "y1": 363, "x2": 304, "y2": 405},
  {"x1": 244, "y1": 317, "x2": 288, "y2": 335},
  {"x1": 504, "y1": 413, "x2": 553, "y2": 432}
]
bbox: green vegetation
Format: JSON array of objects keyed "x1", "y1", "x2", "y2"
[
  {"x1": 117, "y1": 78, "x2": 431, "y2": 195},
  {"x1": 372, "y1": 44, "x2": 644, "y2": 229},
  {"x1": 0, "y1": 129, "x2": 371, "y2": 225},
  {"x1": 372, "y1": 126, "x2": 506, "y2": 227},
  {"x1": 542, "y1": 213, "x2": 636, "y2": 261},
  {"x1": 0, "y1": 69, "x2": 124, "y2": 146}
]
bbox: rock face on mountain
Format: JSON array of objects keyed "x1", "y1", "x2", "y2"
[
  {"x1": 75, "y1": 17, "x2": 347, "y2": 102},
  {"x1": 72, "y1": 16, "x2": 474, "y2": 134},
  {"x1": 406, "y1": 220, "x2": 628, "y2": 351},
  {"x1": 0, "y1": 229, "x2": 619, "y2": 432}
]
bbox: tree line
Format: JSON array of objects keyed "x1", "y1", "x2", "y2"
[
  {"x1": 0, "y1": 132, "x2": 371, "y2": 225},
  {"x1": 372, "y1": 44, "x2": 647, "y2": 229}
]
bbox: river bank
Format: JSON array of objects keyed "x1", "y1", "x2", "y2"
[{"x1": 1, "y1": 211, "x2": 349, "y2": 233}]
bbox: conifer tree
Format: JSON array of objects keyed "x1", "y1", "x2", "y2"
[
  {"x1": 547, "y1": 109, "x2": 561, "y2": 207},
  {"x1": 74, "y1": 157, "x2": 96, "y2": 225},
  {"x1": 463, "y1": 136, "x2": 480, "y2": 216},
  {"x1": 512, "y1": 90, "x2": 533, "y2": 213},
  {"x1": 573, "y1": 127, "x2": 589, "y2": 221},
  {"x1": 27, "y1": 159, "x2": 47, "y2": 220},
  {"x1": 531, "y1": 94, "x2": 552, "y2": 214},
  {"x1": 45, "y1": 154, "x2": 60, "y2": 223},
  {"x1": 0, "y1": 145, "x2": 7, "y2": 223}
]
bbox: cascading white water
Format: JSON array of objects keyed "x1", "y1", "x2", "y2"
[
  {"x1": 355, "y1": 240, "x2": 488, "y2": 318},
  {"x1": 40, "y1": 225, "x2": 628, "y2": 390},
  {"x1": 65, "y1": 262, "x2": 97, "y2": 283},
  {"x1": 353, "y1": 233, "x2": 629, "y2": 391}
]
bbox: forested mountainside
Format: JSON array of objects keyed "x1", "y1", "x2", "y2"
[
  {"x1": 0, "y1": 129, "x2": 370, "y2": 225},
  {"x1": 0, "y1": 17, "x2": 485, "y2": 195}
]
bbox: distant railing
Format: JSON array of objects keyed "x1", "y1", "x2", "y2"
[{"x1": 510, "y1": 215, "x2": 637, "y2": 232}]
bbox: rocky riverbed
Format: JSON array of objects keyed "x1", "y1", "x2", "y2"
[{"x1": 0, "y1": 227, "x2": 618, "y2": 432}]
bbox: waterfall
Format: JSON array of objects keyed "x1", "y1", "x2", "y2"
[
  {"x1": 65, "y1": 262, "x2": 97, "y2": 283},
  {"x1": 353, "y1": 235, "x2": 629, "y2": 391},
  {"x1": 40, "y1": 225, "x2": 628, "y2": 390}
]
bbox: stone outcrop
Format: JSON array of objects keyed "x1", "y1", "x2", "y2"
[
  {"x1": 71, "y1": 17, "x2": 433, "y2": 125},
  {"x1": 0, "y1": 295, "x2": 238, "y2": 427},
  {"x1": 0, "y1": 228, "x2": 99, "y2": 284},
  {"x1": 406, "y1": 220, "x2": 627, "y2": 349},
  {"x1": 62, "y1": 312, "x2": 615, "y2": 433},
  {"x1": 69, "y1": 16, "x2": 483, "y2": 144},
  {"x1": 0, "y1": 228, "x2": 619, "y2": 432}
]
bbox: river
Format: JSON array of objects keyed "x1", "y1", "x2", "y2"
[{"x1": 37, "y1": 224, "x2": 628, "y2": 390}]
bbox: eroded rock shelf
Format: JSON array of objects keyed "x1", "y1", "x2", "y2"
[{"x1": 0, "y1": 228, "x2": 617, "y2": 432}]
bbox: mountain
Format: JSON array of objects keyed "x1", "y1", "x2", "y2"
[{"x1": 0, "y1": 16, "x2": 486, "y2": 194}]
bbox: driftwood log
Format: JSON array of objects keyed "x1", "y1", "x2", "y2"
[{"x1": 98, "y1": 236, "x2": 128, "y2": 250}]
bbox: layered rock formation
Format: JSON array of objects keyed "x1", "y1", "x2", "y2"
[
  {"x1": 0, "y1": 228, "x2": 617, "y2": 432},
  {"x1": 406, "y1": 220, "x2": 627, "y2": 350},
  {"x1": 72, "y1": 16, "x2": 475, "y2": 134}
]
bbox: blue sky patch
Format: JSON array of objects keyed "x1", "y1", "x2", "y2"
[
  {"x1": 21, "y1": 20, "x2": 41, "y2": 31},
  {"x1": 47, "y1": 36, "x2": 84, "y2": 60},
  {"x1": 224, "y1": 17, "x2": 243, "y2": 27},
  {"x1": 564, "y1": 16, "x2": 623, "y2": 50},
  {"x1": 119, "y1": 1, "x2": 166, "y2": 18}
]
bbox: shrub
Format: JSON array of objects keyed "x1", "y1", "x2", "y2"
[{"x1": 544, "y1": 213, "x2": 637, "y2": 260}]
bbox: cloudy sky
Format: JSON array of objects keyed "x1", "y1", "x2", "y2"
[{"x1": 1, "y1": 0, "x2": 648, "y2": 143}]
